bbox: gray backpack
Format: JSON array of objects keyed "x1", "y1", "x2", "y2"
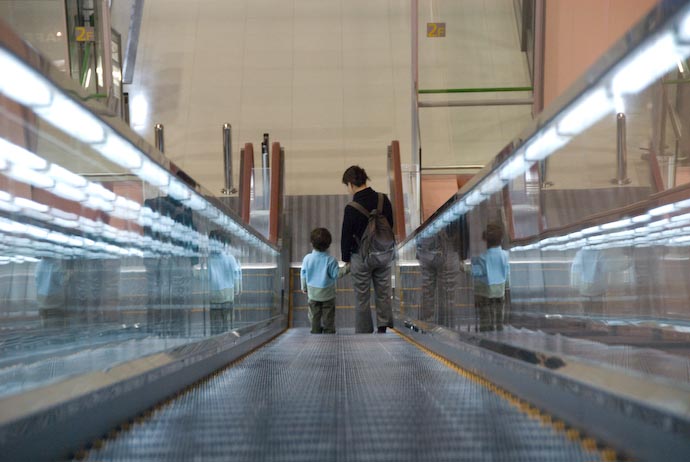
[{"x1": 349, "y1": 193, "x2": 396, "y2": 268}]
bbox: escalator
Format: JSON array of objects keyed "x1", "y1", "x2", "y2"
[
  {"x1": 77, "y1": 329, "x2": 610, "y2": 462},
  {"x1": 2, "y1": 2, "x2": 690, "y2": 461}
]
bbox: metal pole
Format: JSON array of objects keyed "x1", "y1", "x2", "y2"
[
  {"x1": 98, "y1": 0, "x2": 116, "y2": 112},
  {"x1": 411, "y1": 0, "x2": 421, "y2": 225},
  {"x1": 261, "y1": 133, "x2": 270, "y2": 209},
  {"x1": 123, "y1": 92, "x2": 130, "y2": 125},
  {"x1": 533, "y1": 0, "x2": 546, "y2": 116},
  {"x1": 612, "y1": 113, "x2": 631, "y2": 185},
  {"x1": 222, "y1": 123, "x2": 236, "y2": 194},
  {"x1": 154, "y1": 123, "x2": 164, "y2": 153}
]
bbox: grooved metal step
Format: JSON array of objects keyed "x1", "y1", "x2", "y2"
[{"x1": 80, "y1": 329, "x2": 603, "y2": 462}]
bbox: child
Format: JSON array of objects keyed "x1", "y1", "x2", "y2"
[
  {"x1": 470, "y1": 223, "x2": 510, "y2": 332},
  {"x1": 301, "y1": 228, "x2": 349, "y2": 334}
]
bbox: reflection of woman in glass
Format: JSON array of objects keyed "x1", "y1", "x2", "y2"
[
  {"x1": 470, "y1": 224, "x2": 510, "y2": 332},
  {"x1": 144, "y1": 192, "x2": 196, "y2": 336},
  {"x1": 416, "y1": 226, "x2": 460, "y2": 325},
  {"x1": 208, "y1": 230, "x2": 242, "y2": 334}
]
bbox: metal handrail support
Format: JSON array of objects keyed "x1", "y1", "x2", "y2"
[
  {"x1": 154, "y1": 123, "x2": 164, "y2": 153},
  {"x1": 222, "y1": 123, "x2": 237, "y2": 194},
  {"x1": 261, "y1": 133, "x2": 270, "y2": 209},
  {"x1": 612, "y1": 113, "x2": 631, "y2": 185}
]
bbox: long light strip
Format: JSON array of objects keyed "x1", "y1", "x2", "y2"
[
  {"x1": 511, "y1": 196, "x2": 690, "y2": 253},
  {"x1": 0, "y1": 136, "x2": 260, "y2": 252},
  {"x1": 0, "y1": 48, "x2": 274, "y2": 255}
]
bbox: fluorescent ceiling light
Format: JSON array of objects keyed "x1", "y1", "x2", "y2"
[
  {"x1": 600, "y1": 218, "x2": 632, "y2": 230},
  {"x1": 0, "y1": 138, "x2": 47, "y2": 169},
  {"x1": 557, "y1": 89, "x2": 613, "y2": 136},
  {"x1": 14, "y1": 197, "x2": 49, "y2": 213},
  {"x1": 167, "y1": 179, "x2": 191, "y2": 201},
  {"x1": 0, "y1": 49, "x2": 52, "y2": 106},
  {"x1": 498, "y1": 152, "x2": 534, "y2": 181},
  {"x1": 680, "y1": 9, "x2": 690, "y2": 41},
  {"x1": 47, "y1": 164, "x2": 88, "y2": 188},
  {"x1": 96, "y1": 135, "x2": 143, "y2": 169},
  {"x1": 52, "y1": 217, "x2": 79, "y2": 228},
  {"x1": 479, "y1": 173, "x2": 506, "y2": 196},
  {"x1": 34, "y1": 93, "x2": 105, "y2": 144},
  {"x1": 671, "y1": 212, "x2": 690, "y2": 223},
  {"x1": 8, "y1": 164, "x2": 54, "y2": 189},
  {"x1": 650, "y1": 204, "x2": 676, "y2": 216},
  {"x1": 465, "y1": 190, "x2": 483, "y2": 206},
  {"x1": 631, "y1": 213, "x2": 652, "y2": 223},
  {"x1": 134, "y1": 160, "x2": 169, "y2": 187},
  {"x1": 524, "y1": 128, "x2": 570, "y2": 161},
  {"x1": 649, "y1": 218, "x2": 670, "y2": 228},
  {"x1": 611, "y1": 32, "x2": 686, "y2": 95},
  {"x1": 582, "y1": 225, "x2": 601, "y2": 235},
  {"x1": 50, "y1": 182, "x2": 88, "y2": 202},
  {"x1": 86, "y1": 182, "x2": 116, "y2": 202},
  {"x1": 608, "y1": 229, "x2": 635, "y2": 239},
  {"x1": 183, "y1": 194, "x2": 207, "y2": 212}
]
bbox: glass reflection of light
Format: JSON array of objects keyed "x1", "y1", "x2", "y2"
[
  {"x1": 499, "y1": 153, "x2": 532, "y2": 182},
  {"x1": 611, "y1": 33, "x2": 687, "y2": 96},
  {"x1": 0, "y1": 49, "x2": 275, "y2": 255},
  {"x1": 511, "y1": 195, "x2": 690, "y2": 253},
  {"x1": 556, "y1": 89, "x2": 612, "y2": 136},
  {"x1": 524, "y1": 127, "x2": 570, "y2": 162},
  {"x1": 130, "y1": 93, "x2": 149, "y2": 128}
]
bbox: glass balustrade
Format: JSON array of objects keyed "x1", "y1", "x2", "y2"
[
  {"x1": 396, "y1": 2, "x2": 690, "y2": 388},
  {"x1": 0, "y1": 22, "x2": 282, "y2": 400}
]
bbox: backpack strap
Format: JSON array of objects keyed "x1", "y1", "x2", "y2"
[
  {"x1": 348, "y1": 201, "x2": 370, "y2": 218},
  {"x1": 376, "y1": 193, "x2": 383, "y2": 214}
]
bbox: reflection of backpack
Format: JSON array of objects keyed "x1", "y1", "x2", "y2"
[
  {"x1": 349, "y1": 193, "x2": 395, "y2": 268},
  {"x1": 416, "y1": 229, "x2": 448, "y2": 267}
]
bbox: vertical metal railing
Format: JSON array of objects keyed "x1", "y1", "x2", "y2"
[
  {"x1": 612, "y1": 113, "x2": 631, "y2": 185},
  {"x1": 261, "y1": 133, "x2": 270, "y2": 209},
  {"x1": 154, "y1": 123, "x2": 164, "y2": 153},
  {"x1": 411, "y1": 0, "x2": 421, "y2": 224},
  {"x1": 222, "y1": 123, "x2": 236, "y2": 194}
]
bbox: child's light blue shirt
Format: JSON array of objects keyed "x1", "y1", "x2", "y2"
[
  {"x1": 208, "y1": 252, "x2": 242, "y2": 303},
  {"x1": 471, "y1": 247, "x2": 510, "y2": 298},
  {"x1": 301, "y1": 250, "x2": 341, "y2": 302}
]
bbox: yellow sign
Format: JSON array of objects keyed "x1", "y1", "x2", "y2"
[
  {"x1": 427, "y1": 22, "x2": 446, "y2": 38},
  {"x1": 74, "y1": 26, "x2": 95, "y2": 42}
]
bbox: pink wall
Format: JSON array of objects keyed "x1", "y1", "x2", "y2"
[{"x1": 543, "y1": 0, "x2": 658, "y2": 109}]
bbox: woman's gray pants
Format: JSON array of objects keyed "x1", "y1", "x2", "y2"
[{"x1": 350, "y1": 253, "x2": 393, "y2": 333}]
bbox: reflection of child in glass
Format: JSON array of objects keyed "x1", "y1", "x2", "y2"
[
  {"x1": 470, "y1": 223, "x2": 510, "y2": 332},
  {"x1": 208, "y1": 230, "x2": 242, "y2": 334},
  {"x1": 35, "y1": 257, "x2": 71, "y2": 328},
  {"x1": 301, "y1": 228, "x2": 349, "y2": 334}
]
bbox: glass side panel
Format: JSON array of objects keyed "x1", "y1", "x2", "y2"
[
  {"x1": 396, "y1": 3, "x2": 690, "y2": 388},
  {"x1": 0, "y1": 44, "x2": 281, "y2": 399}
]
